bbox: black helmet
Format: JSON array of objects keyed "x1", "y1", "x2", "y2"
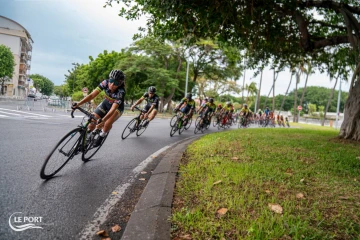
[
  {"x1": 204, "y1": 98, "x2": 208, "y2": 102},
  {"x1": 148, "y1": 86, "x2": 156, "y2": 93},
  {"x1": 186, "y1": 93, "x2": 192, "y2": 99},
  {"x1": 109, "y1": 70, "x2": 125, "y2": 81},
  {"x1": 209, "y1": 98, "x2": 214, "y2": 103},
  {"x1": 244, "y1": 104, "x2": 248, "y2": 107}
]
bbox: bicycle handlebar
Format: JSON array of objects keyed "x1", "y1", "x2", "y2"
[{"x1": 71, "y1": 106, "x2": 97, "y2": 121}]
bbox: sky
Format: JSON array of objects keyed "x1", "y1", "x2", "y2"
[{"x1": 0, "y1": 0, "x2": 351, "y2": 96}]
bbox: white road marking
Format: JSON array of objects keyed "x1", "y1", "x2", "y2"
[
  {"x1": 0, "y1": 107, "x2": 53, "y2": 117},
  {"x1": 78, "y1": 136, "x2": 197, "y2": 239}
]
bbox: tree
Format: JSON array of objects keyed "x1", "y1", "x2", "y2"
[
  {"x1": 279, "y1": 68, "x2": 296, "y2": 113},
  {"x1": 0, "y1": 45, "x2": 15, "y2": 95},
  {"x1": 299, "y1": 61, "x2": 314, "y2": 110},
  {"x1": 29, "y1": 74, "x2": 54, "y2": 96},
  {"x1": 109, "y1": 0, "x2": 360, "y2": 140},
  {"x1": 308, "y1": 103, "x2": 317, "y2": 116}
]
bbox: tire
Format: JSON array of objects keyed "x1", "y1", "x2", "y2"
[
  {"x1": 195, "y1": 116, "x2": 201, "y2": 127},
  {"x1": 122, "y1": 118, "x2": 137, "y2": 139},
  {"x1": 184, "y1": 117, "x2": 192, "y2": 130},
  {"x1": 82, "y1": 130, "x2": 108, "y2": 162},
  {"x1": 136, "y1": 120, "x2": 148, "y2": 137},
  {"x1": 40, "y1": 128, "x2": 83, "y2": 179},
  {"x1": 170, "y1": 114, "x2": 178, "y2": 127},
  {"x1": 194, "y1": 121, "x2": 200, "y2": 134},
  {"x1": 170, "y1": 120, "x2": 179, "y2": 137}
]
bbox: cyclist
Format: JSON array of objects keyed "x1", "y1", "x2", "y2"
[
  {"x1": 280, "y1": 115, "x2": 284, "y2": 126},
  {"x1": 214, "y1": 104, "x2": 223, "y2": 124},
  {"x1": 130, "y1": 86, "x2": 159, "y2": 128},
  {"x1": 220, "y1": 101, "x2": 233, "y2": 125},
  {"x1": 239, "y1": 104, "x2": 250, "y2": 126},
  {"x1": 264, "y1": 107, "x2": 270, "y2": 118},
  {"x1": 197, "y1": 98, "x2": 216, "y2": 127},
  {"x1": 174, "y1": 93, "x2": 196, "y2": 122},
  {"x1": 72, "y1": 69, "x2": 126, "y2": 147}
]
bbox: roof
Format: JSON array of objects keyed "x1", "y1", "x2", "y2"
[{"x1": 0, "y1": 15, "x2": 34, "y2": 43}]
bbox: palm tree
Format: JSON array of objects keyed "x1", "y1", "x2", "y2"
[
  {"x1": 321, "y1": 73, "x2": 340, "y2": 126},
  {"x1": 244, "y1": 81, "x2": 258, "y2": 105},
  {"x1": 298, "y1": 61, "x2": 313, "y2": 110},
  {"x1": 256, "y1": 68, "x2": 263, "y2": 112}
]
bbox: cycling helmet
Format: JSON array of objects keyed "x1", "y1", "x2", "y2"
[
  {"x1": 148, "y1": 86, "x2": 156, "y2": 93},
  {"x1": 266, "y1": 106, "x2": 269, "y2": 110},
  {"x1": 218, "y1": 104, "x2": 222, "y2": 108},
  {"x1": 186, "y1": 93, "x2": 192, "y2": 99},
  {"x1": 209, "y1": 98, "x2": 214, "y2": 103},
  {"x1": 109, "y1": 70, "x2": 125, "y2": 81},
  {"x1": 204, "y1": 98, "x2": 208, "y2": 101},
  {"x1": 226, "y1": 101, "x2": 231, "y2": 106},
  {"x1": 244, "y1": 104, "x2": 248, "y2": 107}
]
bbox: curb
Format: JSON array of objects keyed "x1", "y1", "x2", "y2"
[{"x1": 121, "y1": 135, "x2": 202, "y2": 240}]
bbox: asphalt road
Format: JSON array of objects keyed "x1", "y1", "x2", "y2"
[{"x1": 0, "y1": 101, "x2": 227, "y2": 240}]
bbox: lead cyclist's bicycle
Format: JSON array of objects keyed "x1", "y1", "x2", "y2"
[{"x1": 40, "y1": 106, "x2": 108, "y2": 179}]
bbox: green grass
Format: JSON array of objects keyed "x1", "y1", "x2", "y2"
[
  {"x1": 290, "y1": 122, "x2": 338, "y2": 131},
  {"x1": 171, "y1": 128, "x2": 360, "y2": 240}
]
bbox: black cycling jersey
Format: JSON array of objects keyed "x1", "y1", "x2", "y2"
[
  {"x1": 94, "y1": 79, "x2": 126, "y2": 118},
  {"x1": 141, "y1": 92, "x2": 160, "y2": 109}
]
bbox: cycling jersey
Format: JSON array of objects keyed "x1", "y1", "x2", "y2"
[
  {"x1": 94, "y1": 79, "x2": 125, "y2": 118},
  {"x1": 264, "y1": 109, "x2": 270, "y2": 116},
  {"x1": 223, "y1": 105, "x2": 233, "y2": 112},
  {"x1": 204, "y1": 102, "x2": 216, "y2": 112},
  {"x1": 215, "y1": 107, "x2": 222, "y2": 113},
  {"x1": 179, "y1": 97, "x2": 195, "y2": 114},
  {"x1": 141, "y1": 92, "x2": 160, "y2": 109},
  {"x1": 240, "y1": 107, "x2": 249, "y2": 113}
]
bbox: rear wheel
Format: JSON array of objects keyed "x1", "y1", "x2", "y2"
[
  {"x1": 136, "y1": 120, "x2": 149, "y2": 137},
  {"x1": 122, "y1": 118, "x2": 137, "y2": 139},
  {"x1": 40, "y1": 128, "x2": 83, "y2": 179},
  {"x1": 82, "y1": 129, "x2": 108, "y2": 162},
  {"x1": 184, "y1": 117, "x2": 192, "y2": 130}
]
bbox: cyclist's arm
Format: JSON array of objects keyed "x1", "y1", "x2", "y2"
[
  {"x1": 76, "y1": 89, "x2": 100, "y2": 107},
  {"x1": 132, "y1": 97, "x2": 144, "y2": 107}
]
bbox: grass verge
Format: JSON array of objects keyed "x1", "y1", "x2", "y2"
[
  {"x1": 171, "y1": 128, "x2": 360, "y2": 239},
  {"x1": 290, "y1": 122, "x2": 338, "y2": 131}
]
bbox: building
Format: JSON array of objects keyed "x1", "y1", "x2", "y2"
[{"x1": 0, "y1": 15, "x2": 33, "y2": 97}]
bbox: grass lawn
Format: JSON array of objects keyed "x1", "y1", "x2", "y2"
[{"x1": 171, "y1": 128, "x2": 360, "y2": 239}]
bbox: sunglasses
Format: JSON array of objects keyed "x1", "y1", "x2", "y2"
[
  {"x1": 148, "y1": 92, "x2": 155, "y2": 95},
  {"x1": 109, "y1": 79, "x2": 120, "y2": 86}
]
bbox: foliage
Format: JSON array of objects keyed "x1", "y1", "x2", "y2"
[
  {"x1": 0, "y1": 44, "x2": 15, "y2": 95},
  {"x1": 71, "y1": 91, "x2": 85, "y2": 101},
  {"x1": 29, "y1": 74, "x2": 54, "y2": 96},
  {"x1": 308, "y1": 103, "x2": 317, "y2": 116}
]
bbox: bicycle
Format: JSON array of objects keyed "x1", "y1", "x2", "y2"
[
  {"x1": 40, "y1": 106, "x2": 108, "y2": 179},
  {"x1": 121, "y1": 106, "x2": 150, "y2": 139},
  {"x1": 170, "y1": 112, "x2": 190, "y2": 137},
  {"x1": 238, "y1": 116, "x2": 249, "y2": 128}
]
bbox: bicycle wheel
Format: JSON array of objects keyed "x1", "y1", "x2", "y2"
[
  {"x1": 122, "y1": 118, "x2": 137, "y2": 139},
  {"x1": 82, "y1": 130, "x2": 108, "y2": 162},
  {"x1": 40, "y1": 128, "x2": 83, "y2": 179},
  {"x1": 194, "y1": 120, "x2": 201, "y2": 134},
  {"x1": 178, "y1": 120, "x2": 185, "y2": 134},
  {"x1": 184, "y1": 117, "x2": 192, "y2": 130},
  {"x1": 136, "y1": 120, "x2": 148, "y2": 137},
  {"x1": 170, "y1": 114, "x2": 178, "y2": 127},
  {"x1": 170, "y1": 120, "x2": 179, "y2": 137}
]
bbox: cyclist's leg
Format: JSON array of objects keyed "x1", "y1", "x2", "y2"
[{"x1": 91, "y1": 101, "x2": 107, "y2": 131}]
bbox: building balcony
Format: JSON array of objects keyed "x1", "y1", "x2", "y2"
[{"x1": 19, "y1": 70, "x2": 27, "y2": 76}]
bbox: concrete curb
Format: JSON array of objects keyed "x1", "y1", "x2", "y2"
[{"x1": 121, "y1": 135, "x2": 202, "y2": 240}]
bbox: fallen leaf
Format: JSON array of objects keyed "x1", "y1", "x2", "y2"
[
  {"x1": 339, "y1": 196, "x2": 350, "y2": 200},
  {"x1": 179, "y1": 234, "x2": 192, "y2": 239},
  {"x1": 140, "y1": 171, "x2": 147, "y2": 174},
  {"x1": 300, "y1": 178, "x2": 305, "y2": 183},
  {"x1": 268, "y1": 203, "x2": 283, "y2": 214},
  {"x1": 96, "y1": 230, "x2": 109, "y2": 237},
  {"x1": 356, "y1": 156, "x2": 360, "y2": 160},
  {"x1": 139, "y1": 178, "x2": 146, "y2": 181},
  {"x1": 112, "y1": 191, "x2": 118, "y2": 195},
  {"x1": 231, "y1": 157, "x2": 239, "y2": 160},
  {"x1": 265, "y1": 190, "x2": 271, "y2": 194},
  {"x1": 216, "y1": 208, "x2": 228, "y2": 216},
  {"x1": 213, "y1": 180, "x2": 222, "y2": 185},
  {"x1": 296, "y1": 193, "x2": 305, "y2": 199},
  {"x1": 111, "y1": 224, "x2": 121, "y2": 232}
]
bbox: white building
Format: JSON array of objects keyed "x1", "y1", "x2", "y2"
[{"x1": 0, "y1": 15, "x2": 33, "y2": 97}]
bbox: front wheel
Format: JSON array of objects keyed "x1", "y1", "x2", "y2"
[
  {"x1": 170, "y1": 114, "x2": 178, "y2": 127},
  {"x1": 170, "y1": 120, "x2": 179, "y2": 137},
  {"x1": 184, "y1": 117, "x2": 192, "y2": 130},
  {"x1": 40, "y1": 128, "x2": 83, "y2": 179},
  {"x1": 122, "y1": 118, "x2": 137, "y2": 139}
]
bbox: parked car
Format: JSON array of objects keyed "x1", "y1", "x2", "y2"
[
  {"x1": 27, "y1": 93, "x2": 36, "y2": 98},
  {"x1": 48, "y1": 96, "x2": 61, "y2": 106}
]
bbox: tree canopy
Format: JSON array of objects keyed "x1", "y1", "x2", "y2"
[
  {"x1": 0, "y1": 44, "x2": 15, "y2": 95},
  {"x1": 29, "y1": 74, "x2": 54, "y2": 96}
]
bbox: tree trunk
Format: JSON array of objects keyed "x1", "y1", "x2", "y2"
[
  {"x1": 293, "y1": 72, "x2": 299, "y2": 122},
  {"x1": 339, "y1": 71, "x2": 360, "y2": 141},
  {"x1": 242, "y1": 70, "x2": 246, "y2": 102},
  {"x1": 1, "y1": 79, "x2": 4, "y2": 95},
  {"x1": 272, "y1": 70, "x2": 275, "y2": 112},
  {"x1": 322, "y1": 76, "x2": 338, "y2": 126},
  {"x1": 257, "y1": 69, "x2": 263, "y2": 110},
  {"x1": 299, "y1": 73, "x2": 309, "y2": 108},
  {"x1": 263, "y1": 85, "x2": 273, "y2": 109},
  {"x1": 279, "y1": 73, "x2": 293, "y2": 114}
]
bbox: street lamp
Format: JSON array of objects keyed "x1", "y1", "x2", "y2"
[{"x1": 72, "y1": 62, "x2": 77, "y2": 93}]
